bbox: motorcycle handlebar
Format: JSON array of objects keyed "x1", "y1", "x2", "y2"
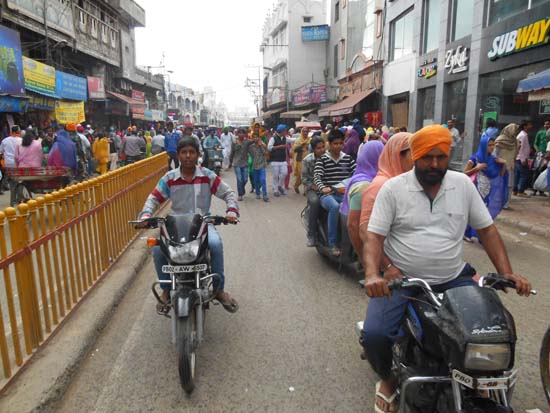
[{"x1": 129, "y1": 215, "x2": 238, "y2": 229}]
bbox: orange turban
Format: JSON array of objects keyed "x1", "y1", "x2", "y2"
[
  {"x1": 65, "y1": 122, "x2": 76, "y2": 132},
  {"x1": 409, "y1": 125, "x2": 452, "y2": 161}
]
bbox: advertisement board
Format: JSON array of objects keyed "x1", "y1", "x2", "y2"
[
  {"x1": 292, "y1": 85, "x2": 327, "y2": 106},
  {"x1": 87, "y1": 76, "x2": 106, "y2": 100},
  {"x1": 23, "y1": 57, "x2": 56, "y2": 97},
  {"x1": 55, "y1": 100, "x2": 85, "y2": 124},
  {"x1": 0, "y1": 96, "x2": 28, "y2": 112},
  {"x1": 56, "y1": 70, "x2": 87, "y2": 101},
  {"x1": 0, "y1": 25, "x2": 25, "y2": 95},
  {"x1": 301, "y1": 25, "x2": 330, "y2": 42}
]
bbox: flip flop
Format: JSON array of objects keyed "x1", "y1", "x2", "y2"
[
  {"x1": 374, "y1": 381, "x2": 398, "y2": 413},
  {"x1": 216, "y1": 294, "x2": 239, "y2": 313}
]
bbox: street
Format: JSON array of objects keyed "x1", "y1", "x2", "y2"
[{"x1": 51, "y1": 171, "x2": 550, "y2": 412}]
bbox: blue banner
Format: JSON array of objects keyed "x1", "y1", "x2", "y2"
[
  {"x1": 0, "y1": 95, "x2": 28, "y2": 112},
  {"x1": 0, "y1": 25, "x2": 25, "y2": 95},
  {"x1": 301, "y1": 25, "x2": 330, "y2": 42},
  {"x1": 55, "y1": 70, "x2": 87, "y2": 101}
]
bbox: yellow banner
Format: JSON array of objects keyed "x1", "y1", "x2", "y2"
[
  {"x1": 55, "y1": 100, "x2": 85, "y2": 124},
  {"x1": 22, "y1": 56, "x2": 56, "y2": 96}
]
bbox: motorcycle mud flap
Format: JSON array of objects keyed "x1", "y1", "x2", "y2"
[{"x1": 176, "y1": 293, "x2": 197, "y2": 318}]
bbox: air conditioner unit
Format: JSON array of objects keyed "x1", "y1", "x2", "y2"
[{"x1": 374, "y1": 0, "x2": 384, "y2": 11}]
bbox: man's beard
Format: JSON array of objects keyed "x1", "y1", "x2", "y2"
[{"x1": 415, "y1": 166, "x2": 447, "y2": 186}]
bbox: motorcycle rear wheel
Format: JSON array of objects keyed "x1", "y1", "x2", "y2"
[
  {"x1": 176, "y1": 313, "x2": 196, "y2": 394},
  {"x1": 540, "y1": 325, "x2": 550, "y2": 406}
]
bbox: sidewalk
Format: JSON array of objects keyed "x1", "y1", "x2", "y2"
[{"x1": 497, "y1": 194, "x2": 550, "y2": 238}]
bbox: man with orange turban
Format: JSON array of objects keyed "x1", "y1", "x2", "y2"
[{"x1": 359, "y1": 124, "x2": 533, "y2": 412}]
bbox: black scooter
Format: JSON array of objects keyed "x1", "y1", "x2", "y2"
[
  {"x1": 355, "y1": 274, "x2": 536, "y2": 412},
  {"x1": 301, "y1": 180, "x2": 362, "y2": 277}
]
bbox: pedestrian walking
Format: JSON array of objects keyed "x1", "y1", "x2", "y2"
[
  {"x1": 494, "y1": 123, "x2": 519, "y2": 208},
  {"x1": 513, "y1": 120, "x2": 532, "y2": 197},
  {"x1": 164, "y1": 122, "x2": 181, "y2": 169},
  {"x1": 151, "y1": 128, "x2": 165, "y2": 155},
  {"x1": 220, "y1": 127, "x2": 234, "y2": 169},
  {"x1": 248, "y1": 132, "x2": 269, "y2": 202},
  {"x1": 268, "y1": 124, "x2": 290, "y2": 196},
  {"x1": 230, "y1": 129, "x2": 249, "y2": 201},
  {"x1": 15, "y1": 129, "x2": 43, "y2": 168},
  {"x1": 292, "y1": 127, "x2": 310, "y2": 194},
  {"x1": 122, "y1": 128, "x2": 146, "y2": 164}
]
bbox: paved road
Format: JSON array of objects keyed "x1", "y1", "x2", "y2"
[{"x1": 55, "y1": 171, "x2": 550, "y2": 412}]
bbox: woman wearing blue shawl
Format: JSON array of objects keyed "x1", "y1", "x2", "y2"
[
  {"x1": 463, "y1": 134, "x2": 508, "y2": 241},
  {"x1": 47, "y1": 130, "x2": 77, "y2": 175},
  {"x1": 341, "y1": 140, "x2": 384, "y2": 259}
]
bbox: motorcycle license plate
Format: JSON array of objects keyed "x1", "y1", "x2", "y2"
[
  {"x1": 452, "y1": 369, "x2": 517, "y2": 391},
  {"x1": 162, "y1": 264, "x2": 208, "y2": 273}
]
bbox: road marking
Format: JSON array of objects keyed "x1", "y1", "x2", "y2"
[{"x1": 526, "y1": 409, "x2": 544, "y2": 413}]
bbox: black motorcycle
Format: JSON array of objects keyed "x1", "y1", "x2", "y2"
[
  {"x1": 301, "y1": 180, "x2": 362, "y2": 276},
  {"x1": 131, "y1": 214, "x2": 235, "y2": 394},
  {"x1": 206, "y1": 147, "x2": 223, "y2": 176},
  {"x1": 355, "y1": 274, "x2": 536, "y2": 412}
]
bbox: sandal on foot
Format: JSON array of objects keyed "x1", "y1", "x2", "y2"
[
  {"x1": 374, "y1": 381, "x2": 398, "y2": 413},
  {"x1": 155, "y1": 293, "x2": 171, "y2": 315},
  {"x1": 216, "y1": 294, "x2": 239, "y2": 313}
]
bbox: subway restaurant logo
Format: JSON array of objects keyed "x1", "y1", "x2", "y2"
[{"x1": 488, "y1": 18, "x2": 550, "y2": 60}]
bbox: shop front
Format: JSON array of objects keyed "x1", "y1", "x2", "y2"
[{"x1": 478, "y1": 7, "x2": 550, "y2": 135}]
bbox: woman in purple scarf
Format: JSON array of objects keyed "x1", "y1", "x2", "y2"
[
  {"x1": 341, "y1": 140, "x2": 384, "y2": 259},
  {"x1": 47, "y1": 130, "x2": 77, "y2": 175}
]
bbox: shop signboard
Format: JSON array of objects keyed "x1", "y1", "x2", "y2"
[
  {"x1": 0, "y1": 95, "x2": 28, "y2": 112},
  {"x1": 23, "y1": 57, "x2": 56, "y2": 97},
  {"x1": 105, "y1": 100, "x2": 128, "y2": 116},
  {"x1": 301, "y1": 25, "x2": 330, "y2": 42},
  {"x1": 445, "y1": 46, "x2": 469, "y2": 74},
  {"x1": 487, "y1": 17, "x2": 550, "y2": 60},
  {"x1": 0, "y1": 25, "x2": 25, "y2": 95},
  {"x1": 151, "y1": 109, "x2": 165, "y2": 121},
  {"x1": 28, "y1": 95, "x2": 55, "y2": 111},
  {"x1": 131, "y1": 90, "x2": 145, "y2": 103},
  {"x1": 87, "y1": 76, "x2": 106, "y2": 100},
  {"x1": 293, "y1": 86, "x2": 310, "y2": 106},
  {"x1": 310, "y1": 85, "x2": 327, "y2": 103},
  {"x1": 55, "y1": 100, "x2": 85, "y2": 124},
  {"x1": 7, "y1": 0, "x2": 75, "y2": 38},
  {"x1": 144, "y1": 110, "x2": 153, "y2": 121},
  {"x1": 418, "y1": 57, "x2": 437, "y2": 79},
  {"x1": 364, "y1": 111, "x2": 383, "y2": 127},
  {"x1": 131, "y1": 89, "x2": 146, "y2": 117},
  {"x1": 540, "y1": 99, "x2": 550, "y2": 115},
  {"x1": 56, "y1": 70, "x2": 87, "y2": 101}
]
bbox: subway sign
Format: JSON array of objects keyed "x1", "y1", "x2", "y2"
[{"x1": 488, "y1": 17, "x2": 550, "y2": 60}]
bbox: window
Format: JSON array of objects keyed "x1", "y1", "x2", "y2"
[
  {"x1": 390, "y1": 8, "x2": 414, "y2": 62},
  {"x1": 303, "y1": 16, "x2": 312, "y2": 23},
  {"x1": 451, "y1": 0, "x2": 474, "y2": 41},
  {"x1": 340, "y1": 39, "x2": 346, "y2": 60},
  {"x1": 335, "y1": 1, "x2": 340, "y2": 22},
  {"x1": 423, "y1": 0, "x2": 440, "y2": 53},
  {"x1": 416, "y1": 87, "x2": 436, "y2": 129},
  {"x1": 334, "y1": 44, "x2": 338, "y2": 78},
  {"x1": 376, "y1": 12, "x2": 383, "y2": 38},
  {"x1": 443, "y1": 79, "x2": 468, "y2": 161},
  {"x1": 487, "y1": 0, "x2": 550, "y2": 26}
]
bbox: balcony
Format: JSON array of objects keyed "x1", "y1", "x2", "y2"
[{"x1": 112, "y1": 0, "x2": 145, "y2": 27}]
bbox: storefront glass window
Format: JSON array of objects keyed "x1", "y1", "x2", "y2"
[
  {"x1": 452, "y1": 0, "x2": 474, "y2": 41},
  {"x1": 423, "y1": 0, "x2": 440, "y2": 53},
  {"x1": 443, "y1": 79, "x2": 468, "y2": 161},
  {"x1": 416, "y1": 87, "x2": 436, "y2": 129},
  {"x1": 487, "y1": 0, "x2": 550, "y2": 26},
  {"x1": 390, "y1": 8, "x2": 414, "y2": 62}
]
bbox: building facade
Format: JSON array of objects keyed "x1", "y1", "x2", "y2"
[{"x1": 261, "y1": 0, "x2": 328, "y2": 125}]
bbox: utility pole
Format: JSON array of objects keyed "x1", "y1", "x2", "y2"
[{"x1": 43, "y1": 0, "x2": 51, "y2": 64}]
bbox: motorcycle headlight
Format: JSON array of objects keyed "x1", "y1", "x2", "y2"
[
  {"x1": 464, "y1": 343, "x2": 511, "y2": 371},
  {"x1": 168, "y1": 239, "x2": 200, "y2": 264}
]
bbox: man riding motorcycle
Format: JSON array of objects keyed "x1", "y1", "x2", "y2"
[
  {"x1": 361, "y1": 125, "x2": 531, "y2": 413},
  {"x1": 136, "y1": 137, "x2": 239, "y2": 313}
]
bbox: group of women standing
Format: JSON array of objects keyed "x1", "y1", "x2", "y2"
[{"x1": 340, "y1": 123, "x2": 512, "y2": 257}]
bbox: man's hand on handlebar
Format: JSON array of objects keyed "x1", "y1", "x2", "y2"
[
  {"x1": 225, "y1": 215, "x2": 238, "y2": 224},
  {"x1": 365, "y1": 275, "x2": 391, "y2": 298},
  {"x1": 135, "y1": 220, "x2": 150, "y2": 229},
  {"x1": 503, "y1": 272, "x2": 532, "y2": 297}
]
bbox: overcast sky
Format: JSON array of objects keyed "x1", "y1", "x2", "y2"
[{"x1": 135, "y1": 0, "x2": 274, "y2": 113}]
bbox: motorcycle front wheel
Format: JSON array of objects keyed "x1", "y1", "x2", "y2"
[
  {"x1": 540, "y1": 325, "x2": 550, "y2": 406},
  {"x1": 176, "y1": 312, "x2": 196, "y2": 394}
]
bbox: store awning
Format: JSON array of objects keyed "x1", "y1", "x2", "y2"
[
  {"x1": 261, "y1": 107, "x2": 284, "y2": 119},
  {"x1": 516, "y1": 69, "x2": 550, "y2": 93},
  {"x1": 318, "y1": 89, "x2": 376, "y2": 117},
  {"x1": 107, "y1": 91, "x2": 145, "y2": 106},
  {"x1": 280, "y1": 109, "x2": 314, "y2": 119}
]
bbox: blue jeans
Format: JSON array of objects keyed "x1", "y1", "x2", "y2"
[
  {"x1": 152, "y1": 224, "x2": 225, "y2": 292},
  {"x1": 320, "y1": 193, "x2": 343, "y2": 247},
  {"x1": 361, "y1": 266, "x2": 476, "y2": 380},
  {"x1": 513, "y1": 159, "x2": 528, "y2": 193},
  {"x1": 253, "y1": 168, "x2": 267, "y2": 197},
  {"x1": 234, "y1": 166, "x2": 248, "y2": 196}
]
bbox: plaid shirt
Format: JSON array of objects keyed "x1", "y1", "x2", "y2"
[{"x1": 139, "y1": 166, "x2": 239, "y2": 219}]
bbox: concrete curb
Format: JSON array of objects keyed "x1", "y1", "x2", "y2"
[
  {"x1": 0, "y1": 231, "x2": 154, "y2": 413},
  {"x1": 495, "y1": 215, "x2": 550, "y2": 238}
]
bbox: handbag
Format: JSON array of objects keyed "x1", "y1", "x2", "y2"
[{"x1": 534, "y1": 168, "x2": 549, "y2": 192}]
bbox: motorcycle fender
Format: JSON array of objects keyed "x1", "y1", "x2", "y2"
[{"x1": 176, "y1": 294, "x2": 196, "y2": 318}]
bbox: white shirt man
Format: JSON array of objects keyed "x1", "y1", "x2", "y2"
[{"x1": 0, "y1": 128, "x2": 23, "y2": 168}]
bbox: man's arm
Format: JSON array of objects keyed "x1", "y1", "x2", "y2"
[
  {"x1": 301, "y1": 158, "x2": 314, "y2": 190},
  {"x1": 212, "y1": 175, "x2": 239, "y2": 220},
  {"x1": 137, "y1": 176, "x2": 170, "y2": 222},
  {"x1": 475, "y1": 225, "x2": 531, "y2": 296},
  {"x1": 364, "y1": 232, "x2": 390, "y2": 297},
  {"x1": 313, "y1": 157, "x2": 327, "y2": 192},
  {"x1": 267, "y1": 137, "x2": 275, "y2": 152}
]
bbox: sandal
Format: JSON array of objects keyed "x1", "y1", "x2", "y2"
[
  {"x1": 374, "y1": 381, "x2": 398, "y2": 413},
  {"x1": 155, "y1": 292, "x2": 171, "y2": 316},
  {"x1": 216, "y1": 292, "x2": 239, "y2": 313}
]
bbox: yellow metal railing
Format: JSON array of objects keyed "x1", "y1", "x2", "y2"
[{"x1": 0, "y1": 154, "x2": 167, "y2": 384}]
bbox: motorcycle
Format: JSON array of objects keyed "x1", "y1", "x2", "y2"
[
  {"x1": 301, "y1": 179, "x2": 362, "y2": 276},
  {"x1": 355, "y1": 274, "x2": 536, "y2": 412},
  {"x1": 206, "y1": 147, "x2": 223, "y2": 176},
  {"x1": 130, "y1": 213, "x2": 236, "y2": 394}
]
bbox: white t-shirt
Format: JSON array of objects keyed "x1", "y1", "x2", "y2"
[
  {"x1": 368, "y1": 170, "x2": 493, "y2": 285},
  {"x1": 546, "y1": 141, "x2": 550, "y2": 152},
  {"x1": 449, "y1": 127, "x2": 461, "y2": 147},
  {"x1": 0, "y1": 135, "x2": 22, "y2": 167}
]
